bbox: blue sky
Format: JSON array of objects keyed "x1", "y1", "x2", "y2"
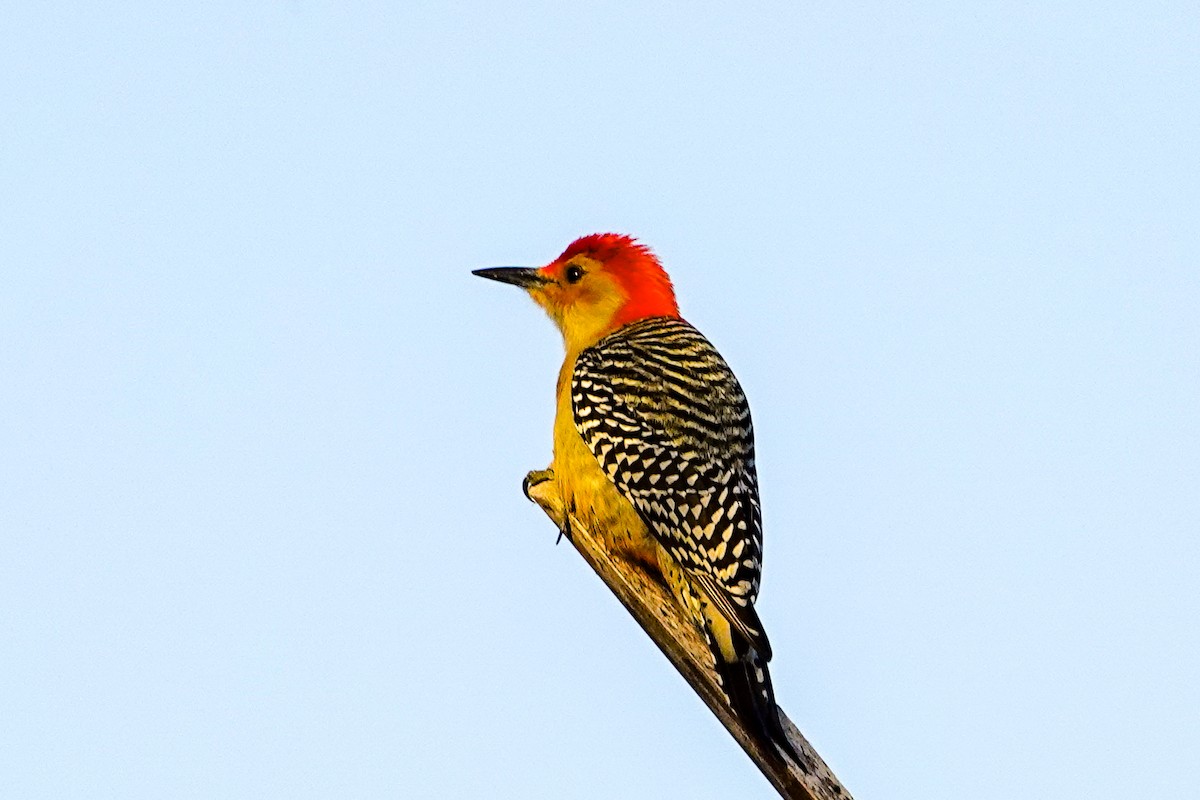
[{"x1": 2, "y1": 3, "x2": 1197, "y2": 798}]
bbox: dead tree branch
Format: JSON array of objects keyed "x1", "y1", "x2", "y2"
[{"x1": 523, "y1": 470, "x2": 852, "y2": 800}]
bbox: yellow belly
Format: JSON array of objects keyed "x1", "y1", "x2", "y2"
[
  {"x1": 551, "y1": 360, "x2": 660, "y2": 569},
  {"x1": 548, "y1": 355, "x2": 734, "y2": 664}
]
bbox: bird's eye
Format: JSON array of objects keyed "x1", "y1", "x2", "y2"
[{"x1": 565, "y1": 264, "x2": 584, "y2": 284}]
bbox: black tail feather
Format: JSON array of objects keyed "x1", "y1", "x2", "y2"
[{"x1": 714, "y1": 649, "x2": 810, "y2": 772}]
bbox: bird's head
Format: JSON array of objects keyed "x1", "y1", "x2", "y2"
[{"x1": 473, "y1": 233, "x2": 679, "y2": 352}]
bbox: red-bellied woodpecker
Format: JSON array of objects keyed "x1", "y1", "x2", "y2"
[{"x1": 474, "y1": 233, "x2": 795, "y2": 761}]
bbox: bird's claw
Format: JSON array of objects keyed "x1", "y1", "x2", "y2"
[
  {"x1": 522, "y1": 468, "x2": 554, "y2": 502},
  {"x1": 522, "y1": 468, "x2": 570, "y2": 545},
  {"x1": 556, "y1": 512, "x2": 573, "y2": 546}
]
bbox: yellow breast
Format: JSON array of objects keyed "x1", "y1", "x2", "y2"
[{"x1": 551, "y1": 354, "x2": 660, "y2": 568}]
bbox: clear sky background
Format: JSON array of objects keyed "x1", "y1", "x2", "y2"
[{"x1": 2, "y1": 3, "x2": 1197, "y2": 799}]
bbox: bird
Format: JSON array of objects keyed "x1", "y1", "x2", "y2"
[{"x1": 473, "y1": 233, "x2": 798, "y2": 763}]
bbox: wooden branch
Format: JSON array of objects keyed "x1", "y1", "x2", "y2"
[{"x1": 523, "y1": 470, "x2": 852, "y2": 800}]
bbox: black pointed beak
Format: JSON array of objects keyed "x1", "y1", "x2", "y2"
[{"x1": 471, "y1": 267, "x2": 549, "y2": 290}]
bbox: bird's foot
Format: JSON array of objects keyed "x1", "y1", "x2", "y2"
[
  {"x1": 522, "y1": 468, "x2": 554, "y2": 501},
  {"x1": 522, "y1": 468, "x2": 571, "y2": 545}
]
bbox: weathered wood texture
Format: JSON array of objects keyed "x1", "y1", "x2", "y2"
[{"x1": 524, "y1": 471, "x2": 852, "y2": 800}]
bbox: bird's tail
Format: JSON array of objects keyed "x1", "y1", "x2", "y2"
[
  {"x1": 712, "y1": 637, "x2": 808, "y2": 771},
  {"x1": 658, "y1": 552, "x2": 808, "y2": 770}
]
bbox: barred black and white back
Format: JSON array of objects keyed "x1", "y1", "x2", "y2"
[
  {"x1": 572, "y1": 317, "x2": 762, "y2": 597},
  {"x1": 570, "y1": 315, "x2": 804, "y2": 763}
]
